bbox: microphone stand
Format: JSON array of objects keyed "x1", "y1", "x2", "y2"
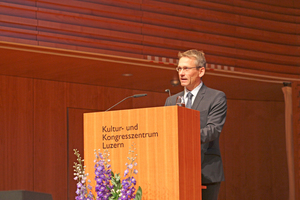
[{"x1": 105, "y1": 94, "x2": 147, "y2": 112}]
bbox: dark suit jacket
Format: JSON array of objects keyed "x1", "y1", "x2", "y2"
[{"x1": 165, "y1": 84, "x2": 227, "y2": 184}]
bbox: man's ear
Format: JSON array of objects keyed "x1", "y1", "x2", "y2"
[{"x1": 198, "y1": 67, "x2": 205, "y2": 78}]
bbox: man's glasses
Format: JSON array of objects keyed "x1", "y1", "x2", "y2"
[{"x1": 175, "y1": 66, "x2": 199, "y2": 72}]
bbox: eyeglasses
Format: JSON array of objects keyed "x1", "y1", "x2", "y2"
[{"x1": 175, "y1": 66, "x2": 199, "y2": 72}]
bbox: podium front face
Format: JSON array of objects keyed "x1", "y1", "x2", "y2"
[{"x1": 84, "y1": 106, "x2": 201, "y2": 200}]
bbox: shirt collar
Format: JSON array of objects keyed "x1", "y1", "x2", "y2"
[{"x1": 184, "y1": 82, "x2": 203, "y2": 98}]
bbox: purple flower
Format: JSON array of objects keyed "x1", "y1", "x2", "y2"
[
  {"x1": 75, "y1": 189, "x2": 80, "y2": 195},
  {"x1": 124, "y1": 169, "x2": 129, "y2": 177},
  {"x1": 122, "y1": 183, "x2": 130, "y2": 190},
  {"x1": 74, "y1": 147, "x2": 140, "y2": 200},
  {"x1": 97, "y1": 166, "x2": 104, "y2": 171},
  {"x1": 77, "y1": 182, "x2": 82, "y2": 188},
  {"x1": 126, "y1": 189, "x2": 132, "y2": 196},
  {"x1": 120, "y1": 194, "x2": 128, "y2": 200},
  {"x1": 131, "y1": 177, "x2": 136, "y2": 185},
  {"x1": 128, "y1": 164, "x2": 133, "y2": 169}
]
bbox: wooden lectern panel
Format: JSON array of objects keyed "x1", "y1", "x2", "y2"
[{"x1": 84, "y1": 106, "x2": 201, "y2": 199}]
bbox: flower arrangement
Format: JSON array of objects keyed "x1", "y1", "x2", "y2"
[{"x1": 73, "y1": 143, "x2": 142, "y2": 200}]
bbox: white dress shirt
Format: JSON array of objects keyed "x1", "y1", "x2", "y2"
[{"x1": 184, "y1": 82, "x2": 203, "y2": 106}]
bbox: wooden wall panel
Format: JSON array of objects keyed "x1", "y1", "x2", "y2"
[
  {"x1": 0, "y1": 2, "x2": 36, "y2": 18},
  {"x1": 0, "y1": 0, "x2": 36, "y2": 7},
  {"x1": 292, "y1": 82, "x2": 300, "y2": 200},
  {"x1": 67, "y1": 83, "x2": 101, "y2": 110},
  {"x1": 66, "y1": 83, "x2": 100, "y2": 200},
  {"x1": 0, "y1": 0, "x2": 299, "y2": 76},
  {"x1": 33, "y1": 80, "x2": 67, "y2": 200},
  {"x1": 67, "y1": 108, "x2": 94, "y2": 200},
  {"x1": 0, "y1": 75, "x2": 34, "y2": 191},
  {"x1": 220, "y1": 99, "x2": 287, "y2": 200}
]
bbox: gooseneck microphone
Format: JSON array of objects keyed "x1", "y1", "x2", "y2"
[
  {"x1": 132, "y1": 94, "x2": 147, "y2": 98},
  {"x1": 165, "y1": 89, "x2": 171, "y2": 106},
  {"x1": 105, "y1": 94, "x2": 147, "y2": 112},
  {"x1": 165, "y1": 89, "x2": 171, "y2": 97}
]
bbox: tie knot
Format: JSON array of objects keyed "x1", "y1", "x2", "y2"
[{"x1": 187, "y1": 92, "x2": 193, "y2": 99}]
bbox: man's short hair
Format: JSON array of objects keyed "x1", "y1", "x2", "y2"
[{"x1": 178, "y1": 49, "x2": 206, "y2": 69}]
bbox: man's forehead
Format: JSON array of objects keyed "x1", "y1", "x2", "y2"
[{"x1": 178, "y1": 57, "x2": 196, "y2": 66}]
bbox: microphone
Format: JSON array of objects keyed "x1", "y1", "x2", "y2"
[
  {"x1": 105, "y1": 94, "x2": 147, "y2": 112},
  {"x1": 165, "y1": 89, "x2": 171, "y2": 97},
  {"x1": 165, "y1": 89, "x2": 171, "y2": 106},
  {"x1": 133, "y1": 94, "x2": 147, "y2": 98}
]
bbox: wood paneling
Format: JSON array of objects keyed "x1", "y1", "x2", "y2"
[
  {"x1": 0, "y1": 0, "x2": 299, "y2": 76},
  {"x1": 67, "y1": 108, "x2": 94, "y2": 200},
  {"x1": 292, "y1": 82, "x2": 300, "y2": 200},
  {"x1": 0, "y1": 75, "x2": 34, "y2": 190},
  {"x1": 221, "y1": 99, "x2": 287, "y2": 200},
  {"x1": 67, "y1": 83, "x2": 101, "y2": 110},
  {"x1": 33, "y1": 80, "x2": 67, "y2": 200},
  {"x1": 0, "y1": 73, "x2": 289, "y2": 200}
]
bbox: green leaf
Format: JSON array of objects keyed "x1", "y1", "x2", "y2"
[
  {"x1": 111, "y1": 179, "x2": 117, "y2": 187},
  {"x1": 106, "y1": 185, "x2": 111, "y2": 191},
  {"x1": 118, "y1": 184, "x2": 122, "y2": 190},
  {"x1": 134, "y1": 186, "x2": 142, "y2": 200}
]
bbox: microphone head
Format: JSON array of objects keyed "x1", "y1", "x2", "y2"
[
  {"x1": 133, "y1": 94, "x2": 147, "y2": 98},
  {"x1": 165, "y1": 89, "x2": 171, "y2": 97}
]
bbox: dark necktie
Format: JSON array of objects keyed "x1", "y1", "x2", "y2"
[{"x1": 186, "y1": 92, "x2": 193, "y2": 108}]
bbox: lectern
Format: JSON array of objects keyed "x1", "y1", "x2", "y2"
[{"x1": 84, "y1": 106, "x2": 201, "y2": 199}]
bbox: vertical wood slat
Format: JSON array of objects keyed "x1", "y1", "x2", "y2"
[
  {"x1": 0, "y1": 76, "x2": 34, "y2": 191},
  {"x1": 222, "y1": 99, "x2": 287, "y2": 200},
  {"x1": 67, "y1": 108, "x2": 94, "y2": 200},
  {"x1": 292, "y1": 82, "x2": 300, "y2": 200},
  {"x1": 33, "y1": 80, "x2": 67, "y2": 200}
]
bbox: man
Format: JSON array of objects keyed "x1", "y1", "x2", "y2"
[{"x1": 165, "y1": 49, "x2": 227, "y2": 200}]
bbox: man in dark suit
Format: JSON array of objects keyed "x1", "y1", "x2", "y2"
[{"x1": 165, "y1": 49, "x2": 227, "y2": 200}]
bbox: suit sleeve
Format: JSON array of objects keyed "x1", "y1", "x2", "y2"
[
  {"x1": 164, "y1": 97, "x2": 172, "y2": 106},
  {"x1": 201, "y1": 92, "x2": 227, "y2": 144}
]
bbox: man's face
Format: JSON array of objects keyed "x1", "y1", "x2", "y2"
[{"x1": 178, "y1": 57, "x2": 205, "y2": 91}]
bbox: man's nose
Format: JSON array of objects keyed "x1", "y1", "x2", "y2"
[{"x1": 179, "y1": 70, "x2": 184, "y2": 75}]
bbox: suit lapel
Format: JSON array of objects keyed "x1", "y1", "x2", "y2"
[{"x1": 191, "y1": 84, "x2": 206, "y2": 110}]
